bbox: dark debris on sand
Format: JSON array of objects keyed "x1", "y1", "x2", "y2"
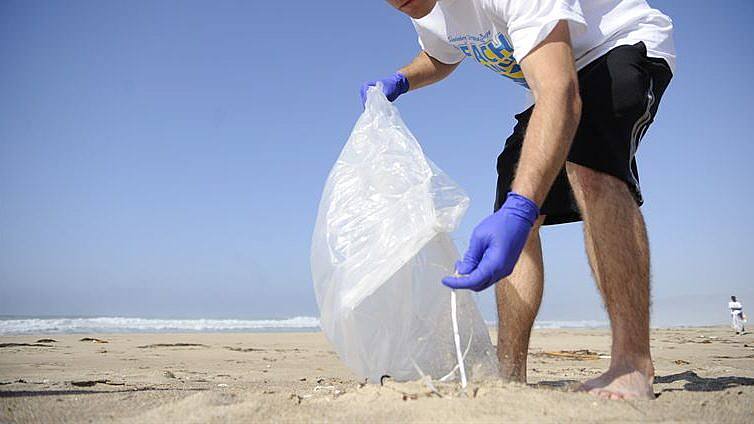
[
  {"x1": 137, "y1": 343, "x2": 207, "y2": 348},
  {"x1": 79, "y1": 338, "x2": 109, "y2": 343},
  {"x1": 0, "y1": 343, "x2": 54, "y2": 348}
]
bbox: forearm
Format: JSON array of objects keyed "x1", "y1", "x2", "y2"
[
  {"x1": 512, "y1": 20, "x2": 581, "y2": 206},
  {"x1": 398, "y1": 51, "x2": 459, "y2": 91},
  {"x1": 512, "y1": 85, "x2": 581, "y2": 206}
]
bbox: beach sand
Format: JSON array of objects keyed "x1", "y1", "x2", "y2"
[{"x1": 1, "y1": 327, "x2": 752, "y2": 423}]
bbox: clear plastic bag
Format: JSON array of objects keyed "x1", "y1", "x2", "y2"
[{"x1": 311, "y1": 86, "x2": 498, "y2": 383}]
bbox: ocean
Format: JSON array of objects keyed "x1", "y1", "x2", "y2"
[{"x1": 0, "y1": 316, "x2": 609, "y2": 335}]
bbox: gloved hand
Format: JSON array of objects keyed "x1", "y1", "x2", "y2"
[
  {"x1": 360, "y1": 72, "x2": 409, "y2": 106},
  {"x1": 442, "y1": 192, "x2": 539, "y2": 292}
]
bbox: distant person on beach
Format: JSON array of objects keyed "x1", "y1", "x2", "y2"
[
  {"x1": 363, "y1": 0, "x2": 674, "y2": 399},
  {"x1": 729, "y1": 296, "x2": 746, "y2": 335}
]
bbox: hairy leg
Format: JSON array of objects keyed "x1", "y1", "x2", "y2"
[
  {"x1": 496, "y1": 216, "x2": 545, "y2": 383},
  {"x1": 566, "y1": 162, "x2": 654, "y2": 400}
]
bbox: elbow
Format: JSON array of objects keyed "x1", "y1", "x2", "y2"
[
  {"x1": 570, "y1": 90, "x2": 582, "y2": 125},
  {"x1": 558, "y1": 78, "x2": 582, "y2": 123},
  {"x1": 569, "y1": 82, "x2": 582, "y2": 123},
  {"x1": 536, "y1": 77, "x2": 582, "y2": 123}
]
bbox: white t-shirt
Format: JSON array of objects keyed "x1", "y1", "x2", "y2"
[
  {"x1": 411, "y1": 0, "x2": 675, "y2": 89},
  {"x1": 729, "y1": 301, "x2": 743, "y2": 315}
]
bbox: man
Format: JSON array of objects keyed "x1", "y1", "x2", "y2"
[
  {"x1": 729, "y1": 296, "x2": 746, "y2": 335},
  {"x1": 362, "y1": 0, "x2": 674, "y2": 399}
]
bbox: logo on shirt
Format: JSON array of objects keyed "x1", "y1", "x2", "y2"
[{"x1": 450, "y1": 31, "x2": 528, "y2": 88}]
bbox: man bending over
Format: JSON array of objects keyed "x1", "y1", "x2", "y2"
[{"x1": 362, "y1": 0, "x2": 675, "y2": 399}]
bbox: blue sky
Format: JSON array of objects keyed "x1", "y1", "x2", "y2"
[{"x1": 1, "y1": 0, "x2": 752, "y2": 326}]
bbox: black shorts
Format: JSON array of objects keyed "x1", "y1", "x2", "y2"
[{"x1": 495, "y1": 42, "x2": 673, "y2": 225}]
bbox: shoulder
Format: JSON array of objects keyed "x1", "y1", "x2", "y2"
[{"x1": 411, "y1": 1, "x2": 447, "y2": 30}]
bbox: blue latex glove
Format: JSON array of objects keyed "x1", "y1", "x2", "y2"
[
  {"x1": 442, "y1": 192, "x2": 539, "y2": 292},
  {"x1": 360, "y1": 72, "x2": 409, "y2": 106}
]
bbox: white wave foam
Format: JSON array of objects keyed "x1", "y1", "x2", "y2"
[
  {"x1": 484, "y1": 320, "x2": 608, "y2": 329},
  {"x1": 533, "y1": 320, "x2": 608, "y2": 329},
  {"x1": 0, "y1": 316, "x2": 320, "y2": 335},
  {"x1": 0, "y1": 317, "x2": 607, "y2": 335}
]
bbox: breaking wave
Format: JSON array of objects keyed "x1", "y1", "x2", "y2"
[
  {"x1": 0, "y1": 317, "x2": 609, "y2": 335},
  {"x1": 0, "y1": 316, "x2": 321, "y2": 335}
]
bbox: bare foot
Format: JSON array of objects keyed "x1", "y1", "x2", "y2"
[{"x1": 576, "y1": 367, "x2": 655, "y2": 400}]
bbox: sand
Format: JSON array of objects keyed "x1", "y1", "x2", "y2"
[{"x1": 1, "y1": 326, "x2": 752, "y2": 423}]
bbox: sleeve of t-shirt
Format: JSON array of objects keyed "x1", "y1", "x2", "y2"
[
  {"x1": 411, "y1": 14, "x2": 465, "y2": 65},
  {"x1": 494, "y1": 0, "x2": 588, "y2": 63}
]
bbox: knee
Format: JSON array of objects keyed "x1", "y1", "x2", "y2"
[
  {"x1": 533, "y1": 215, "x2": 545, "y2": 231},
  {"x1": 526, "y1": 216, "x2": 545, "y2": 244},
  {"x1": 566, "y1": 163, "x2": 627, "y2": 200}
]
